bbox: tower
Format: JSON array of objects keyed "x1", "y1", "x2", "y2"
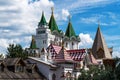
[
  {"x1": 26, "y1": 35, "x2": 39, "y2": 57},
  {"x1": 63, "y1": 16, "x2": 80, "y2": 50},
  {"x1": 92, "y1": 24, "x2": 112, "y2": 59},
  {"x1": 35, "y1": 8, "x2": 63, "y2": 51},
  {"x1": 35, "y1": 11, "x2": 53, "y2": 51},
  {"x1": 48, "y1": 7, "x2": 63, "y2": 46}
]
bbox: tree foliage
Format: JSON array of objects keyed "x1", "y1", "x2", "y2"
[
  {"x1": 78, "y1": 58, "x2": 120, "y2": 80},
  {"x1": 6, "y1": 44, "x2": 28, "y2": 59}
]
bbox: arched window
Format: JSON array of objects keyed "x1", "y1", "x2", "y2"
[
  {"x1": 72, "y1": 42, "x2": 74, "y2": 49},
  {"x1": 66, "y1": 72, "x2": 72, "y2": 80},
  {"x1": 52, "y1": 73, "x2": 56, "y2": 80}
]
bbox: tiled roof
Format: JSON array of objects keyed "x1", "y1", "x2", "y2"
[
  {"x1": 4, "y1": 58, "x2": 21, "y2": 66},
  {"x1": 0, "y1": 58, "x2": 46, "y2": 79},
  {"x1": 46, "y1": 44, "x2": 62, "y2": 58},
  {"x1": 54, "y1": 47, "x2": 73, "y2": 62},
  {"x1": 47, "y1": 44, "x2": 86, "y2": 62},
  {"x1": 67, "y1": 49, "x2": 86, "y2": 61}
]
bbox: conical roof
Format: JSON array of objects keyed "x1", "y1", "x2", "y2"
[
  {"x1": 48, "y1": 9, "x2": 59, "y2": 32},
  {"x1": 92, "y1": 25, "x2": 112, "y2": 59},
  {"x1": 38, "y1": 11, "x2": 47, "y2": 26},
  {"x1": 30, "y1": 36, "x2": 37, "y2": 49},
  {"x1": 65, "y1": 21, "x2": 76, "y2": 38}
]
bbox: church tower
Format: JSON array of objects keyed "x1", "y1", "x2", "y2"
[
  {"x1": 35, "y1": 8, "x2": 63, "y2": 51},
  {"x1": 92, "y1": 24, "x2": 112, "y2": 59},
  {"x1": 63, "y1": 16, "x2": 80, "y2": 50},
  {"x1": 48, "y1": 7, "x2": 63, "y2": 46},
  {"x1": 35, "y1": 11, "x2": 53, "y2": 51}
]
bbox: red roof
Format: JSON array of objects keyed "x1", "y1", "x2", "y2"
[
  {"x1": 46, "y1": 44, "x2": 62, "y2": 59},
  {"x1": 88, "y1": 53, "x2": 98, "y2": 65},
  {"x1": 67, "y1": 49, "x2": 86, "y2": 61},
  {"x1": 46, "y1": 44, "x2": 98, "y2": 65},
  {"x1": 54, "y1": 47, "x2": 73, "y2": 62}
]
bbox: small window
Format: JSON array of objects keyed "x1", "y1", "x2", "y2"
[
  {"x1": 43, "y1": 40, "x2": 46, "y2": 44},
  {"x1": 66, "y1": 43, "x2": 68, "y2": 47}
]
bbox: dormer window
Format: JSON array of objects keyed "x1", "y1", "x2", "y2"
[{"x1": 16, "y1": 64, "x2": 24, "y2": 72}]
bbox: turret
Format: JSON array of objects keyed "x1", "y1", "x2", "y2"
[{"x1": 63, "y1": 15, "x2": 80, "y2": 50}]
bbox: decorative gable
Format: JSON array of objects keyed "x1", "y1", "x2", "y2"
[{"x1": 46, "y1": 44, "x2": 62, "y2": 59}]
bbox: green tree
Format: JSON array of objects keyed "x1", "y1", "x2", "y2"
[
  {"x1": 78, "y1": 66, "x2": 114, "y2": 80},
  {"x1": 6, "y1": 44, "x2": 28, "y2": 59}
]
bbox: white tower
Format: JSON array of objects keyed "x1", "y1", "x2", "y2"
[
  {"x1": 63, "y1": 16, "x2": 80, "y2": 50},
  {"x1": 35, "y1": 11, "x2": 54, "y2": 51},
  {"x1": 35, "y1": 8, "x2": 63, "y2": 51}
]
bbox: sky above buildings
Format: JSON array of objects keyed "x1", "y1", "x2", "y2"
[{"x1": 0, "y1": 0, "x2": 120, "y2": 57}]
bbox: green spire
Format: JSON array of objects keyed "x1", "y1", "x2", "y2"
[
  {"x1": 65, "y1": 17, "x2": 76, "y2": 38},
  {"x1": 48, "y1": 7, "x2": 59, "y2": 32},
  {"x1": 30, "y1": 35, "x2": 37, "y2": 49},
  {"x1": 38, "y1": 11, "x2": 47, "y2": 26}
]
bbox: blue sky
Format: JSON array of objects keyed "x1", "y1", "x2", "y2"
[{"x1": 0, "y1": 0, "x2": 120, "y2": 57}]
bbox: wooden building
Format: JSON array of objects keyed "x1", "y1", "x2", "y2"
[{"x1": 0, "y1": 58, "x2": 46, "y2": 80}]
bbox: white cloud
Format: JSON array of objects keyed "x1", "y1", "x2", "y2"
[
  {"x1": 80, "y1": 13, "x2": 119, "y2": 26},
  {"x1": 112, "y1": 47, "x2": 120, "y2": 58},
  {"x1": 0, "y1": 0, "x2": 54, "y2": 54},
  {"x1": 79, "y1": 33, "x2": 93, "y2": 48},
  {"x1": 62, "y1": 9, "x2": 70, "y2": 21},
  {"x1": 54, "y1": 0, "x2": 119, "y2": 14}
]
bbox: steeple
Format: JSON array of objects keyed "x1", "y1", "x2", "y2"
[
  {"x1": 65, "y1": 15, "x2": 76, "y2": 38},
  {"x1": 38, "y1": 11, "x2": 47, "y2": 26},
  {"x1": 48, "y1": 7, "x2": 59, "y2": 32},
  {"x1": 92, "y1": 24, "x2": 112, "y2": 59},
  {"x1": 30, "y1": 35, "x2": 37, "y2": 49}
]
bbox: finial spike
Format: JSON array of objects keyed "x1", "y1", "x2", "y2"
[
  {"x1": 51, "y1": 7, "x2": 54, "y2": 14},
  {"x1": 68, "y1": 15, "x2": 71, "y2": 22},
  {"x1": 42, "y1": 11, "x2": 44, "y2": 15},
  {"x1": 98, "y1": 20, "x2": 100, "y2": 28}
]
